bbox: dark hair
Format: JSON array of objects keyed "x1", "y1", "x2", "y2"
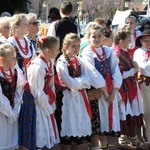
[
  {"x1": 139, "y1": 18, "x2": 150, "y2": 32},
  {"x1": 37, "y1": 36, "x2": 59, "y2": 51},
  {"x1": 103, "y1": 28, "x2": 112, "y2": 38},
  {"x1": 114, "y1": 29, "x2": 131, "y2": 44},
  {"x1": 60, "y1": 1, "x2": 73, "y2": 15},
  {"x1": 106, "y1": 20, "x2": 112, "y2": 28},
  {"x1": 48, "y1": 7, "x2": 61, "y2": 22},
  {"x1": 125, "y1": 13, "x2": 138, "y2": 23}
]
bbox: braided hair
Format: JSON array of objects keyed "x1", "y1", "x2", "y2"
[{"x1": 62, "y1": 33, "x2": 80, "y2": 77}]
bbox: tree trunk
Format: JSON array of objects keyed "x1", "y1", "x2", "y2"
[{"x1": 38, "y1": 0, "x2": 44, "y2": 19}]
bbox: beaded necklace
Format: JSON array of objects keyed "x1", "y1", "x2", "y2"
[{"x1": 14, "y1": 35, "x2": 28, "y2": 55}]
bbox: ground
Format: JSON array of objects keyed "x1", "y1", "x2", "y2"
[{"x1": 51, "y1": 136, "x2": 134, "y2": 150}]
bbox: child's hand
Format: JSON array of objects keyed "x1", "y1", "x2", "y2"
[
  {"x1": 101, "y1": 87, "x2": 109, "y2": 100},
  {"x1": 107, "y1": 88, "x2": 118, "y2": 103},
  {"x1": 132, "y1": 61, "x2": 139, "y2": 74},
  {"x1": 132, "y1": 61, "x2": 138, "y2": 68}
]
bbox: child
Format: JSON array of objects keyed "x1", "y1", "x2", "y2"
[
  {"x1": 0, "y1": 43, "x2": 25, "y2": 150},
  {"x1": 125, "y1": 14, "x2": 141, "y2": 58},
  {"x1": 19, "y1": 36, "x2": 60, "y2": 150},
  {"x1": 0, "y1": 16, "x2": 11, "y2": 42},
  {"x1": 134, "y1": 30, "x2": 150, "y2": 145},
  {"x1": 102, "y1": 27, "x2": 114, "y2": 47},
  {"x1": 81, "y1": 23, "x2": 123, "y2": 150},
  {"x1": 56, "y1": 33, "x2": 92, "y2": 150},
  {"x1": 113, "y1": 29, "x2": 147, "y2": 149},
  {"x1": 79, "y1": 22, "x2": 98, "y2": 57},
  {"x1": 8, "y1": 13, "x2": 35, "y2": 76}
]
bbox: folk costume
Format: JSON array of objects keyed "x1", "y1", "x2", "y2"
[
  {"x1": 24, "y1": 55, "x2": 60, "y2": 149},
  {"x1": 56, "y1": 55, "x2": 92, "y2": 145},
  {"x1": 134, "y1": 30, "x2": 150, "y2": 143},
  {"x1": 81, "y1": 45, "x2": 123, "y2": 136},
  {"x1": 8, "y1": 35, "x2": 36, "y2": 149},
  {"x1": 0, "y1": 67, "x2": 25, "y2": 150},
  {"x1": 113, "y1": 45, "x2": 144, "y2": 132},
  {"x1": 127, "y1": 29, "x2": 141, "y2": 58},
  {"x1": 8, "y1": 35, "x2": 35, "y2": 75}
]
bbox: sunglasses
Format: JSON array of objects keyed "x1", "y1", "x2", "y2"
[{"x1": 29, "y1": 21, "x2": 39, "y2": 26}]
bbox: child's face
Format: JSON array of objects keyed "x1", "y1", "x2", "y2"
[
  {"x1": 121, "y1": 37, "x2": 131, "y2": 49},
  {"x1": 3, "y1": 49, "x2": 16, "y2": 69},
  {"x1": 1, "y1": 21, "x2": 10, "y2": 39},
  {"x1": 140, "y1": 36, "x2": 150, "y2": 49},
  {"x1": 49, "y1": 43, "x2": 60, "y2": 59},
  {"x1": 125, "y1": 18, "x2": 137, "y2": 31},
  {"x1": 89, "y1": 29, "x2": 103, "y2": 48},
  {"x1": 103, "y1": 33, "x2": 114, "y2": 47},
  {"x1": 65, "y1": 40, "x2": 80, "y2": 57},
  {"x1": 16, "y1": 18, "x2": 29, "y2": 35}
]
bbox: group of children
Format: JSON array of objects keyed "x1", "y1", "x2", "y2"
[{"x1": 0, "y1": 8, "x2": 150, "y2": 150}]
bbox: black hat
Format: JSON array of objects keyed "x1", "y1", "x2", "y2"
[{"x1": 135, "y1": 30, "x2": 150, "y2": 47}]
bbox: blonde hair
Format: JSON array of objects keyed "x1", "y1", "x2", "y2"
[
  {"x1": 84, "y1": 22, "x2": 98, "y2": 38},
  {"x1": 86, "y1": 23, "x2": 104, "y2": 38},
  {"x1": 0, "y1": 43, "x2": 15, "y2": 58},
  {"x1": 10, "y1": 13, "x2": 27, "y2": 34},
  {"x1": 0, "y1": 17, "x2": 11, "y2": 29},
  {"x1": 26, "y1": 13, "x2": 37, "y2": 23},
  {"x1": 114, "y1": 29, "x2": 131, "y2": 44}
]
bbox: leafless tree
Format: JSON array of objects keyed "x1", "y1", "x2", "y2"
[
  {"x1": 82, "y1": 0, "x2": 121, "y2": 21},
  {"x1": 38, "y1": 0, "x2": 45, "y2": 19}
]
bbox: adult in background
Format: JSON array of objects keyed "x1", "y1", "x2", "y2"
[
  {"x1": 26, "y1": 13, "x2": 39, "y2": 48},
  {"x1": 139, "y1": 18, "x2": 150, "y2": 33},
  {"x1": 47, "y1": 1, "x2": 79, "y2": 58},
  {"x1": 47, "y1": 7, "x2": 61, "y2": 23}
]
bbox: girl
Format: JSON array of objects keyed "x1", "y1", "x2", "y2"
[
  {"x1": 79, "y1": 22, "x2": 98, "y2": 57},
  {"x1": 20, "y1": 36, "x2": 60, "y2": 150},
  {"x1": 0, "y1": 43, "x2": 25, "y2": 150},
  {"x1": 134, "y1": 30, "x2": 150, "y2": 145},
  {"x1": 8, "y1": 13, "x2": 35, "y2": 76},
  {"x1": 0, "y1": 16, "x2": 11, "y2": 42},
  {"x1": 113, "y1": 29, "x2": 146, "y2": 149},
  {"x1": 81, "y1": 23, "x2": 123, "y2": 150},
  {"x1": 56, "y1": 33, "x2": 92, "y2": 150},
  {"x1": 125, "y1": 14, "x2": 141, "y2": 58},
  {"x1": 102, "y1": 27, "x2": 114, "y2": 47}
]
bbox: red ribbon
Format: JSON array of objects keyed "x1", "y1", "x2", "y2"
[
  {"x1": 145, "y1": 50, "x2": 150, "y2": 60},
  {"x1": 127, "y1": 32, "x2": 138, "y2": 58},
  {"x1": 39, "y1": 54, "x2": 57, "y2": 140},
  {"x1": 73, "y1": 56, "x2": 92, "y2": 121},
  {"x1": 79, "y1": 89, "x2": 92, "y2": 121}
]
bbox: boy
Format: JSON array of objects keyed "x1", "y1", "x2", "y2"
[
  {"x1": 47, "y1": 1, "x2": 79, "y2": 58},
  {"x1": 134, "y1": 30, "x2": 150, "y2": 145}
]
